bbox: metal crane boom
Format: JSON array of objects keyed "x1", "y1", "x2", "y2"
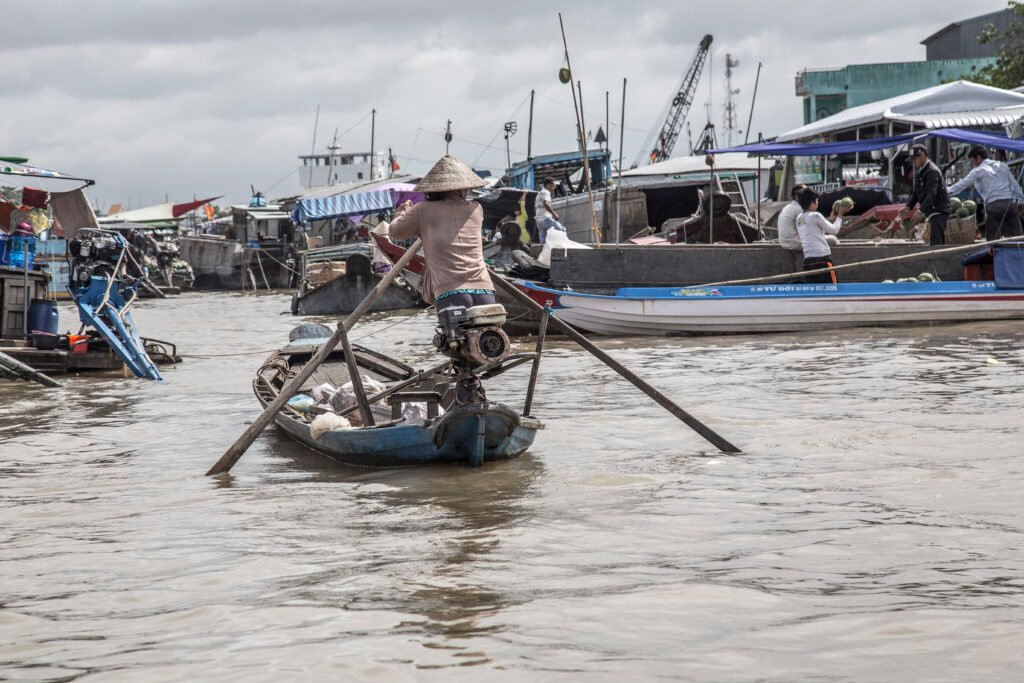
[{"x1": 645, "y1": 34, "x2": 713, "y2": 165}]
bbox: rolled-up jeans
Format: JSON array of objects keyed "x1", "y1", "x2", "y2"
[
  {"x1": 536, "y1": 216, "x2": 566, "y2": 244},
  {"x1": 984, "y1": 199, "x2": 1023, "y2": 240}
]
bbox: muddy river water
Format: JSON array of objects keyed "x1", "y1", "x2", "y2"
[{"x1": 2, "y1": 291, "x2": 1023, "y2": 681}]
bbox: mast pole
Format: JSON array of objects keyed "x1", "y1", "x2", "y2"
[
  {"x1": 561, "y1": 12, "x2": 598, "y2": 244},
  {"x1": 527, "y1": 89, "x2": 535, "y2": 160},
  {"x1": 369, "y1": 108, "x2": 376, "y2": 181}
]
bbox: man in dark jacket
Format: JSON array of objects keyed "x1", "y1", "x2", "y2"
[{"x1": 897, "y1": 144, "x2": 951, "y2": 245}]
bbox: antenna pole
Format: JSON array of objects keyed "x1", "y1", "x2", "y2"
[
  {"x1": 369, "y1": 108, "x2": 376, "y2": 181},
  {"x1": 744, "y1": 62, "x2": 763, "y2": 145},
  {"x1": 307, "y1": 105, "x2": 320, "y2": 188}
]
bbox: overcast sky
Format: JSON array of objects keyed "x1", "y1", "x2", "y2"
[{"x1": 2, "y1": 0, "x2": 1007, "y2": 208}]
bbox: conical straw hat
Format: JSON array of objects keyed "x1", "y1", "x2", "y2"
[{"x1": 414, "y1": 155, "x2": 486, "y2": 193}]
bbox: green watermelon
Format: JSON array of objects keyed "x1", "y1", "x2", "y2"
[
  {"x1": 956, "y1": 207, "x2": 971, "y2": 218},
  {"x1": 950, "y1": 197, "x2": 963, "y2": 211},
  {"x1": 963, "y1": 200, "x2": 977, "y2": 214}
]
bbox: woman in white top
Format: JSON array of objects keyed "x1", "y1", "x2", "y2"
[{"x1": 795, "y1": 187, "x2": 851, "y2": 284}]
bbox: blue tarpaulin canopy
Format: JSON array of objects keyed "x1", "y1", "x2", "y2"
[
  {"x1": 708, "y1": 134, "x2": 918, "y2": 157},
  {"x1": 292, "y1": 189, "x2": 395, "y2": 224},
  {"x1": 924, "y1": 127, "x2": 1024, "y2": 152}
]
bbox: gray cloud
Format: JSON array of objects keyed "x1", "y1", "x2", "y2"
[{"x1": 0, "y1": 0, "x2": 1004, "y2": 207}]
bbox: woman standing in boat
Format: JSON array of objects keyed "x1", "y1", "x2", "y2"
[
  {"x1": 796, "y1": 187, "x2": 852, "y2": 284},
  {"x1": 389, "y1": 155, "x2": 494, "y2": 311}
]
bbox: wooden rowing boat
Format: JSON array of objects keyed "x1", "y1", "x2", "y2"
[{"x1": 254, "y1": 323, "x2": 543, "y2": 467}]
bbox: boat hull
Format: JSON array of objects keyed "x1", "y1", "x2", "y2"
[
  {"x1": 294, "y1": 274, "x2": 421, "y2": 315},
  {"x1": 523, "y1": 281, "x2": 1024, "y2": 336},
  {"x1": 261, "y1": 395, "x2": 541, "y2": 467},
  {"x1": 180, "y1": 237, "x2": 293, "y2": 290}
]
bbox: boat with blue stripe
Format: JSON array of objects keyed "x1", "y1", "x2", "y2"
[{"x1": 520, "y1": 245, "x2": 1024, "y2": 335}]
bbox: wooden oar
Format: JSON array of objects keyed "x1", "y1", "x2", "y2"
[
  {"x1": 489, "y1": 272, "x2": 741, "y2": 454},
  {"x1": 206, "y1": 238, "x2": 424, "y2": 476},
  {"x1": 0, "y1": 351, "x2": 62, "y2": 388}
]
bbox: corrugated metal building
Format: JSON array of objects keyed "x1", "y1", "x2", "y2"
[
  {"x1": 796, "y1": 8, "x2": 1015, "y2": 124},
  {"x1": 796, "y1": 59, "x2": 993, "y2": 123},
  {"x1": 922, "y1": 8, "x2": 1017, "y2": 60}
]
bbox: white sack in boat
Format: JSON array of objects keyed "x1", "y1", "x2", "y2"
[
  {"x1": 402, "y1": 403, "x2": 428, "y2": 426},
  {"x1": 328, "y1": 376, "x2": 389, "y2": 413},
  {"x1": 310, "y1": 383, "x2": 336, "y2": 404},
  {"x1": 310, "y1": 412, "x2": 352, "y2": 438},
  {"x1": 538, "y1": 228, "x2": 591, "y2": 266}
]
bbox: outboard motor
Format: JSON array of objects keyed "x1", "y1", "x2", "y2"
[{"x1": 433, "y1": 304, "x2": 511, "y2": 368}]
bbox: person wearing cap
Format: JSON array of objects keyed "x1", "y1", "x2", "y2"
[
  {"x1": 389, "y1": 155, "x2": 494, "y2": 312},
  {"x1": 534, "y1": 177, "x2": 566, "y2": 244},
  {"x1": 897, "y1": 145, "x2": 951, "y2": 245},
  {"x1": 945, "y1": 146, "x2": 1024, "y2": 241}
]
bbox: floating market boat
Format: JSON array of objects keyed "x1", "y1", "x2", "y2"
[
  {"x1": 255, "y1": 317, "x2": 543, "y2": 467},
  {"x1": 519, "y1": 244, "x2": 1024, "y2": 336}
]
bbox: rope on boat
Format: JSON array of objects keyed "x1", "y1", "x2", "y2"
[
  {"x1": 252, "y1": 247, "x2": 301, "y2": 277},
  {"x1": 699, "y1": 235, "x2": 1024, "y2": 288}
]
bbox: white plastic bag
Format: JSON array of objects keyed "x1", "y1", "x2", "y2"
[
  {"x1": 310, "y1": 412, "x2": 352, "y2": 439},
  {"x1": 538, "y1": 227, "x2": 591, "y2": 266},
  {"x1": 310, "y1": 383, "x2": 336, "y2": 404},
  {"x1": 329, "y1": 376, "x2": 388, "y2": 414},
  {"x1": 401, "y1": 403, "x2": 427, "y2": 426}
]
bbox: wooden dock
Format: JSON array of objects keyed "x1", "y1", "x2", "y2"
[{"x1": 0, "y1": 340, "x2": 134, "y2": 374}]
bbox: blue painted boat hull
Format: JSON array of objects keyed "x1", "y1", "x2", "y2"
[{"x1": 261, "y1": 396, "x2": 541, "y2": 467}]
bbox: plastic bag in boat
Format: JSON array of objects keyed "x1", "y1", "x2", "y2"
[
  {"x1": 287, "y1": 394, "x2": 315, "y2": 416},
  {"x1": 328, "y1": 376, "x2": 388, "y2": 414},
  {"x1": 538, "y1": 228, "x2": 591, "y2": 266},
  {"x1": 310, "y1": 412, "x2": 352, "y2": 439},
  {"x1": 402, "y1": 403, "x2": 427, "y2": 426},
  {"x1": 310, "y1": 383, "x2": 336, "y2": 404}
]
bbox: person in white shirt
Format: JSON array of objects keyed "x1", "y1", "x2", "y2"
[
  {"x1": 534, "y1": 177, "x2": 566, "y2": 243},
  {"x1": 776, "y1": 184, "x2": 808, "y2": 252},
  {"x1": 945, "y1": 146, "x2": 1024, "y2": 241},
  {"x1": 796, "y1": 187, "x2": 851, "y2": 284}
]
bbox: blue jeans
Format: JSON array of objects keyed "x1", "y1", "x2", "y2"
[{"x1": 536, "y1": 216, "x2": 566, "y2": 244}]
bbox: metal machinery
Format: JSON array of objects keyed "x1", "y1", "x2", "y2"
[
  {"x1": 433, "y1": 304, "x2": 512, "y2": 405},
  {"x1": 641, "y1": 34, "x2": 714, "y2": 165},
  {"x1": 67, "y1": 229, "x2": 164, "y2": 380}
]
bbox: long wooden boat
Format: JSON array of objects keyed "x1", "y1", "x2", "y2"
[
  {"x1": 255, "y1": 323, "x2": 543, "y2": 466},
  {"x1": 520, "y1": 279, "x2": 1024, "y2": 336}
]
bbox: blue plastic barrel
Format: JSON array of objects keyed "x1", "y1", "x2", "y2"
[
  {"x1": 7, "y1": 235, "x2": 36, "y2": 269},
  {"x1": 28, "y1": 299, "x2": 59, "y2": 335}
]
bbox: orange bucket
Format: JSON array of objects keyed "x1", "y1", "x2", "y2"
[{"x1": 68, "y1": 334, "x2": 90, "y2": 354}]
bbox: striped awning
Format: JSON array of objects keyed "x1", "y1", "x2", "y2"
[{"x1": 292, "y1": 189, "x2": 395, "y2": 224}]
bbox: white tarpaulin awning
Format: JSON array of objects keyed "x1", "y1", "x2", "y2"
[
  {"x1": 777, "y1": 80, "x2": 1024, "y2": 142},
  {"x1": 621, "y1": 152, "x2": 769, "y2": 177}
]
